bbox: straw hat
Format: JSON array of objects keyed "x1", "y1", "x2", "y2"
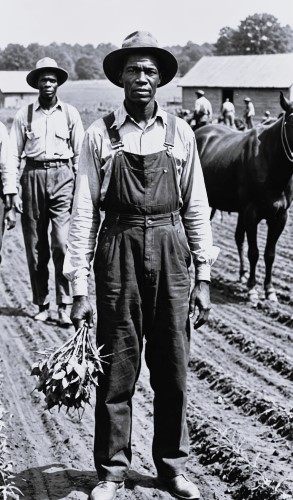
[
  {"x1": 26, "y1": 57, "x2": 68, "y2": 89},
  {"x1": 195, "y1": 90, "x2": 205, "y2": 96},
  {"x1": 103, "y1": 31, "x2": 178, "y2": 87}
]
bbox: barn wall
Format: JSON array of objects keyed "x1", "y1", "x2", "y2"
[
  {"x1": 182, "y1": 87, "x2": 290, "y2": 123},
  {"x1": 233, "y1": 88, "x2": 289, "y2": 120}
]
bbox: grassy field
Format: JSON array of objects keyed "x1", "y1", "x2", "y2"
[
  {"x1": 58, "y1": 78, "x2": 182, "y2": 129},
  {"x1": 0, "y1": 78, "x2": 182, "y2": 131}
]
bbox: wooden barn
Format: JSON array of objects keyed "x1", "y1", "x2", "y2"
[
  {"x1": 178, "y1": 53, "x2": 293, "y2": 121},
  {"x1": 0, "y1": 71, "x2": 38, "y2": 108}
]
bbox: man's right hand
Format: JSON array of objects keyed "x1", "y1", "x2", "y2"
[{"x1": 70, "y1": 296, "x2": 93, "y2": 330}]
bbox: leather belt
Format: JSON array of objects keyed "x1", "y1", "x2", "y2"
[
  {"x1": 26, "y1": 159, "x2": 70, "y2": 168},
  {"x1": 105, "y1": 210, "x2": 180, "y2": 227}
]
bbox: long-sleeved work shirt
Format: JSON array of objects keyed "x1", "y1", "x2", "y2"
[
  {"x1": 0, "y1": 121, "x2": 17, "y2": 195},
  {"x1": 63, "y1": 103, "x2": 219, "y2": 297},
  {"x1": 9, "y1": 98, "x2": 84, "y2": 173}
]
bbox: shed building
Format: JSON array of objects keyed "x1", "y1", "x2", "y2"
[
  {"x1": 0, "y1": 71, "x2": 38, "y2": 108},
  {"x1": 179, "y1": 54, "x2": 293, "y2": 121}
]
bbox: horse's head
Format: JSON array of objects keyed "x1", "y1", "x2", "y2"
[
  {"x1": 280, "y1": 92, "x2": 293, "y2": 123},
  {"x1": 280, "y1": 92, "x2": 293, "y2": 163}
]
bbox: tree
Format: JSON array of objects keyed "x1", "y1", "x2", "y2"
[
  {"x1": 0, "y1": 43, "x2": 31, "y2": 70},
  {"x1": 215, "y1": 27, "x2": 238, "y2": 55},
  {"x1": 215, "y1": 13, "x2": 293, "y2": 55},
  {"x1": 75, "y1": 56, "x2": 101, "y2": 79}
]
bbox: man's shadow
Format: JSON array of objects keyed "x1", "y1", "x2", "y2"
[{"x1": 14, "y1": 464, "x2": 169, "y2": 499}]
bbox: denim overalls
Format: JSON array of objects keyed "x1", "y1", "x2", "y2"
[{"x1": 93, "y1": 112, "x2": 192, "y2": 481}]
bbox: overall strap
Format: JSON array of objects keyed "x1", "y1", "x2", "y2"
[
  {"x1": 103, "y1": 112, "x2": 123, "y2": 149},
  {"x1": 63, "y1": 103, "x2": 73, "y2": 145},
  {"x1": 164, "y1": 113, "x2": 176, "y2": 149},
  {"x1": 27, "y1": 103, "x2": 34, "y2": 132}
]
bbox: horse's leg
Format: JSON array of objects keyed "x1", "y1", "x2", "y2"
[
  {"x1": 264, "y1": 211, "x2": 288, "y2": 302},
  {"x1": 235, "y1": 212, "x2": 248, "y2": 283},
  {"x1": 243, "y1": 205, "x2": 260, "y2": 304}
]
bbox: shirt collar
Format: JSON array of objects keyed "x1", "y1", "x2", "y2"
[
  {"x1": 113, "y1": 101, "x2": 167, "y2": 129},
  {"x1": 34, "y1": 97, "x2": 63, "y2": 112}
]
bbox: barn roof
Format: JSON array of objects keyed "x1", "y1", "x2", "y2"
[
  {"x1": 179, "y1": 54, "x2": 293, "y2": 89},
  {"x1": 0, "y1": 71, "x2": 38, "y2": 94}
]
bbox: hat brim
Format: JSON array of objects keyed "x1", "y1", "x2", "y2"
[
  {"x1": 26, "y1": 67, "x2": 68, "y2": 89},
  {"x1": 103, "y1": 47, "x2": 178, "y2": 87}
]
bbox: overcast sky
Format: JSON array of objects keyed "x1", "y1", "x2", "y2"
[{"x1": 1, "y1": 0, "x2": 292, "y2": 48}]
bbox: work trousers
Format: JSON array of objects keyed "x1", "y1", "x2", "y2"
[
  {"x1": 224, "y1": 112, "x2": 235, "y2": 127},
  {"x1": 93, "y1": 218, "x2": 192, "y2": 481},
  {"x1": 20, "y1": 162, "x2": 75, "y2": 306}
]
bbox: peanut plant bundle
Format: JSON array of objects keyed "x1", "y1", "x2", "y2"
[{"x1": 31, "y1": 324, "x2": 105, "y2": 412}]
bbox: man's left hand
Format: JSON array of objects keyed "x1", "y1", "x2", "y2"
[
  {"x1": 4, "y1": 208, "x2": 16, "y2": 230},
  {"x1": 189, "y1": 280, "x2": 211, "y2": 329}
]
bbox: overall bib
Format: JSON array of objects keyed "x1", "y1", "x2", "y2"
[{"x1": 93, "y1": 113, "x2": 192, "y2": 481}]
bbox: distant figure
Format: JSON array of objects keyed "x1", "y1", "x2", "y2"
[
  {"x1": 193, "y1": 90, "x2": 212, "y2": 129},
  {"x1": 10, "y1": 57, "x2": 84, "y2": 326},
  {"x1": 221, "y1": 98, "x2": 235, "y2": 127},
  {"x1": 260, "y1": 110, "x2": 277, "y2": 125},
  {"x1": 243, "y1": 97, "x2": 255, "y2": 129}
]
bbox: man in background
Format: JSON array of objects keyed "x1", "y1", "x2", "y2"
[
  {"x1": 243, "y1": 97, "x2": 255, "y2": 129},
  {"x1": 193, "y1": 90, "x2": 212, "y2": 129},
  {"x1": 221, "y1": 98, "x2": 235, "y2": 127},
  {"x1": 10, "y1": 58, "x2": 84, "y2": 326}
]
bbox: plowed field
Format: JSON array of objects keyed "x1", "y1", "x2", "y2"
[{"x1": 0, "y1": 210, "x2": 292, "y2": 500}]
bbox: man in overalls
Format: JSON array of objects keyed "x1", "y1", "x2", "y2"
[{"x1": 64, "y1": 31, "x2": 219, "y2": 500}]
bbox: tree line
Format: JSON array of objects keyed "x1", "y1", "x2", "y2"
[{"x1": 0, "y1": 13, "x2": 292, "y2": 79}]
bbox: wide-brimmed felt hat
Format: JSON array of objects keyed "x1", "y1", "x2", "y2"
[
  {"x1": 103, "y1": 31, "x2": 178, "y2": 87},
  {"x1": 26, "y1": 57, "x2": 68, "y2": 89}
]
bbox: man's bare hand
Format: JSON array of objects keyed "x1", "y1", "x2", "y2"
[
  {"x1": 70, "y1": 296, "x2": 93, "y2": 330},
  {"x1": 189, "y1": 280, "x2": 211, "y2": 329},
  {"x1": 4, "y1": 208, "x2": 16, "y2": 230}
]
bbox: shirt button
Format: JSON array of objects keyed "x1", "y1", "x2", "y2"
[
  {"x1": 148, "y1": 219, "x2": 153, "y2": 225},
  {"x1": 163, "y1": 169, "x2": 168, "y2": 173}
]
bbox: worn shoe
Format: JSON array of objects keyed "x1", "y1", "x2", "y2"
[
  {"x1": 34, "y1": 309, "x2": 51, "y2": 322},
  {"x1": 164, "y1": 474, "x2": 200, "y2": 499},
  {"x1": 89, "y1": 481, "x2": 124, "y2": 500},
  {"x1": 58, "y1": 308, "x2": 73, "y2": 327}
]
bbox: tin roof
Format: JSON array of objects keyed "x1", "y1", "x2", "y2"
[
  {"x1": 179, "y1": 54, "x2": 293, "y2": 89},
  {"x1": 0, "y1": 71, "x2": 38, "y2": 94}
]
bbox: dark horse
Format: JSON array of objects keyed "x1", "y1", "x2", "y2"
[{"x1": 194, "y1": 92, "x2": 293, "y2": 304}]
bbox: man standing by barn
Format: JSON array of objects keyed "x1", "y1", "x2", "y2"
[
  {"x1": 10, "y1": 58, "x2": 84, "y2": 326},
  {"x1": 64, "y1": 31, "x2": 219, "y2": 500},
  {"x1": 221, "y1": 98, "x2": 235, "y2": 128},
  {"x1": 193, "y1": 89, "x2": 212, "y2": 129},
  {"x1": 243, "y1": 97, "x2": 255, "y2": 129}
]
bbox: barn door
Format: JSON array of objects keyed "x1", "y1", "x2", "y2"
[{"x1": 222, "y1": 89, "x2": 234, "y2": 103}]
